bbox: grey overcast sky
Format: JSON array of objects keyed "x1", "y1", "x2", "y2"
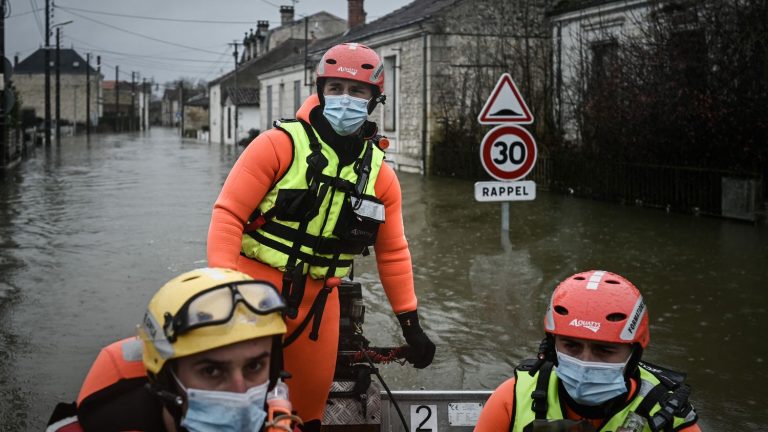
[{"x1": 6, "y1": 0, "x2": 413, "y2": 89}]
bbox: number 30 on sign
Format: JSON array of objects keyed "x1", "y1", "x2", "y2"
[
  {"x1": 479, "y1": 124, "x2": 538, "y2": 182},
  {"x1": 411, "y1": 405, "x2": 438, "y2": 432}
]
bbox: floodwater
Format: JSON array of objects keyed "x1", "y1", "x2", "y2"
[{"x1": 0, "y1": 128, "x2": 766, "y2": 430}]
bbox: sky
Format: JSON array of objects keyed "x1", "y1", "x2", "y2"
[{"x1": 6, "y1": 0, "x2": 413, "y2": 91}]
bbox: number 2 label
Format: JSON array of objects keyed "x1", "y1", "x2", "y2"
[{"x1": 410, "y1": 404, "x2": 438, "y2": 432}]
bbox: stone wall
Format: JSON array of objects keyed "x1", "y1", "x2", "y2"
[{"x1": 13, "y1": 73, "x2": 100, "y2": 125}]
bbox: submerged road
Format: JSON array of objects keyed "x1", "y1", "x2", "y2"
[{"x1": 0, "y1": 128, "x2": 766, "y2": 430}]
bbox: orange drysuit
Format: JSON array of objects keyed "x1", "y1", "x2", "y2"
[
  {"x1": 474, "y1": 377, "x2": 702, "y2": 432},
  {"x1": 207, "y1": 94, "x2": 417, "y2": 422}
]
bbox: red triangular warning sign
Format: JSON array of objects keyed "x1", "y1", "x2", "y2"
[{"x1": 477, "y1": 73, "x2": 533, "y2": 124}]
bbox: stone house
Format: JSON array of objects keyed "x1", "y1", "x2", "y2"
[
  {"x1": 257, "y1": 0, "x2": 552, "y2": 174},
  {"x1": 102, "y1": 80, "x2": 145, "y2": 130},
  {"x1": 208, "y1": 6, "x2": 346, "y2": 144},
  {"x1": 550, "y1": 0, "x2": 655, "y2": 143},
  {"x1": 13, "y1": 48, "x2": 100, "y2": 127},
  {"x1": 183, "y1": 92, "x2": 209, "y2": 139},
  {"x1": 222, "y1": 87, "x2": 260, "y2": 145}
]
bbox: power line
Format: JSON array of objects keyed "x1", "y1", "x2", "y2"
[
  {"x1": 57, "y1": 7, "x2": 225, "y2": 55},
  {"x1": 64, "y1": 37, "x2": 231, "y2": 63},
  {"x1": 9, "y1": 6, "x2": 43, "y2": 19},
  {"x1": 57, "y1": 5, "x2": 261, "y2": 25},
  {"x1": 27, "y1": 0, "x2": 44, "y2": 39}
]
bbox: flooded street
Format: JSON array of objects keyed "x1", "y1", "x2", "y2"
[{"x1": 1, "y1": 128, "x2": 766, "y2": 430}]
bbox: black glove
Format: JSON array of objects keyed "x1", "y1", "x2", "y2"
[{"x1": 397, "y1": 310, "x2": 436, "y2": 369}]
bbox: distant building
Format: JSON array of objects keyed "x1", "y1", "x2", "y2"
[
  {"x1": 208, "y1": 6, "x2": 346, "y2": 144},
  {"x1": 161, "y1": 88, "x2": 180, "y2": 127},
  {"x1": 13, "y1": 48, "x2": 101, "y2": 127},
  {"x1": 184, "y1": 91, "x2": 209, "y2": 140}
]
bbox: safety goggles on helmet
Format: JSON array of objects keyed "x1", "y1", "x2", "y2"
[{"x1": 163, "y1": 281, "x2": 285, "y2": 342}]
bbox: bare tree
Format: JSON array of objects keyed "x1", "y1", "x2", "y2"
[{"x1": 429, "y1": 0, "x2": 554, "y2": 178}]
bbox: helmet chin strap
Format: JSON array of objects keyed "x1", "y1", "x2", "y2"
[{"x1": 367, "y1": 94, "x2": 386, "y2": 114}]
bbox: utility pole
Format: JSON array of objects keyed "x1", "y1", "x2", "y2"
[
  {"x1": 1, "y1": 0, "x2": 6, "y2": 162},
  {"x1": 114, "y1": 65, "x2": 119, "y2": 132},
  {"x1": 44, "y1": 0, "x2": 51, "y2": 147},
  {"x1": 130, "y1": 71, "x2": 136, "y2": 131},
  {"x1": 96, "y1": 55, "x2": 101, "y2": 128},
  {"x1": 141, "y1": 77, "x2": 146, "y2": 131},
  {"x1": 178, "y1": 81, "x2": 184, "y2": 137},
  {"x1": 86, "y1": 52, "x2": 91, "y2": 136},
  {"x1": 55, "y1": 26, "x2": 61, "y2": 143},
  {"x1": 229, "y1": 41, "x2": 240, "y2": 144}
]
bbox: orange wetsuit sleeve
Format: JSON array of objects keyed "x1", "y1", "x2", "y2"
[
  {"x1": 207, "y1": 131, "x2": 293, "y2": 269},
  {"x1": 474, "y1": 377, "x2": 516, "y2": 432},
  {"x1": 373, "y1": 163, "x2": 418, "y2": 314}
]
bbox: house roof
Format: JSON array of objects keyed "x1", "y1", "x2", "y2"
[
  {"x1": 256, "y1": 0, "x2": 463, "y2": 76},
  {"x1": 185, "y1": 92, "x2": 209, "y2": 107},
  {"x1": 337, "y1": 0, "x2": 461, "y2": 42},
  {"x1": 14, "y1": 48, "x2": 99, "y2": 75},
  {"x1": 225, "y1": 87, "x2": 260, "y2": 106},
  {"x1": 208, "y1": 38, "x2": 307, "y2": 87},
  {"x1": 549, "y1": 0, "x2": 626, "y2": 16}
]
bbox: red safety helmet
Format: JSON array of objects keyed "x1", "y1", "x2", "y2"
[
  {"x1": 316, "y1": 43, "x2": 385, "y2": 94},
  {"x1": 544, "y1": 270, "x2": 650, "y2": 349}
]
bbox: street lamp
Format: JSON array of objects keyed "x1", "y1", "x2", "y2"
[{"x1": 52, "y1": 20, "x2": 73, "y2": 144}]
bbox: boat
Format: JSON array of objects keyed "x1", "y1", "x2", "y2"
[{"x1": 322, "y1": 281, "x2": 492, "y2": 431}]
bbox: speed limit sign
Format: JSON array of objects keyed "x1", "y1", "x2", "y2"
[{"x1": 479, "y1": 124, "x2": 537, "y2": 181}]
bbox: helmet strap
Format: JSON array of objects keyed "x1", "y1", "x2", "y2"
[
  {"x1": 367, "y1": 93, "x2": 386, "y2": 114},
  {"x1": 624, "y1": 344, "x2": 643, "y2": 380},
  {"x1": 147, "y1": 367, "x2": 186, "y2": 426},
  {"x1": 269, "y1": 334, "x2": 285, "y2": 390},
  {"x1": 528, "y1": 334, "x2": 556, "y2": 376}
]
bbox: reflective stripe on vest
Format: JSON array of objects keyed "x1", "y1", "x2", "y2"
[
  {"x1": 511, "y1": 365, "x2": 692, "y2": 431},
  {"x1": 242, "y1": 121, "x2": 384, "y2": 279}
]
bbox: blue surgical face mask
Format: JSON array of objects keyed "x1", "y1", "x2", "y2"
[
  {"x1": 555, "y1": 350, "x2": 629, "y2": 406},
  {"x1": 178, "y1": 379, "x2": 269, "y2": 432},
  {"x1": 323, "y1": 94, "x2": 370, "y2": 136}
]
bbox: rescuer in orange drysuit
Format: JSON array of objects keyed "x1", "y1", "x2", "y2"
[{"x1": 207, "y1": 42, "x2": 436, "y2": 431}]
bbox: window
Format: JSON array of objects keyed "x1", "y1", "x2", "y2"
[
  {"x1": 227, "y1": 106, "x2": 232, "y2": 139},
  {"x1": 278, "y1": 83, "x2": 285, "y2": 119},
  {"x1": 590, "y1": 39, "x2": 618, "y2": 85},
  {"x1": 669, "y1": 29, "x2": 706, "y2": 89},
  {"x1": 294, "y1": 80, "x2": 302, "y2": 113},
  {"x1": 383, "y1": 55, "x2": 397, "y2": 132},
  {"x1": 266, "y1": 85, "x2": 273, "y2": 128}
]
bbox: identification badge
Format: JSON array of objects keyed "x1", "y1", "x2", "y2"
[{"x1": 350, "y1": 196, "x2": 385, "y2": 223}]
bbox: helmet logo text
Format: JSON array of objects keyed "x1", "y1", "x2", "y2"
[
  {"x1": 338, "y1": 66, "x2": 358, "y2": 76},
  {"x1": 569, "y1": 318, "x2": 601, "y2": 333},
  {"x1": 626, "y1": 300, "x2": 645, "y2": 335},
  {"x1": 143, "y1": 312, "x2": 156, "y2": 339}
]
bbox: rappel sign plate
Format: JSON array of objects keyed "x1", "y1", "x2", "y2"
[
  {"x1": 479, "y1": 124, "x2": 537, "y2": 181},
  {"x1": 477, "y1": 73, "x2": 533, "y2": 125}
]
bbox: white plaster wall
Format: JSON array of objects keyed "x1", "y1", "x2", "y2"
[
  {"x1": 552, "y1": 0, "x2": 651, "y2": 141},
  {"x1": 259, "y1": 67, "x2": 308, "y2": 131},
  {"x1": 209, "y1": 84, "x2": 223, "y2": 144}
]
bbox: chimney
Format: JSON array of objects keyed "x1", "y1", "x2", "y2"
[
  {"x1": 348, "y1": 0, "x2": 365, "y2": 29},
  {"x1": 249, "y1": 29, "x2": 255, "y2": 59},
  {"x1": 257, "y1": 20, "x2": 270, "y2": 56},
  {"x1": 280, "y1": 5, "x2": 294, "y2": 26}
]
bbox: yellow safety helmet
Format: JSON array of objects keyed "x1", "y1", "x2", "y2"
[{"x1": 138, "y1": 267, "x2": 287, "y2": 375}]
